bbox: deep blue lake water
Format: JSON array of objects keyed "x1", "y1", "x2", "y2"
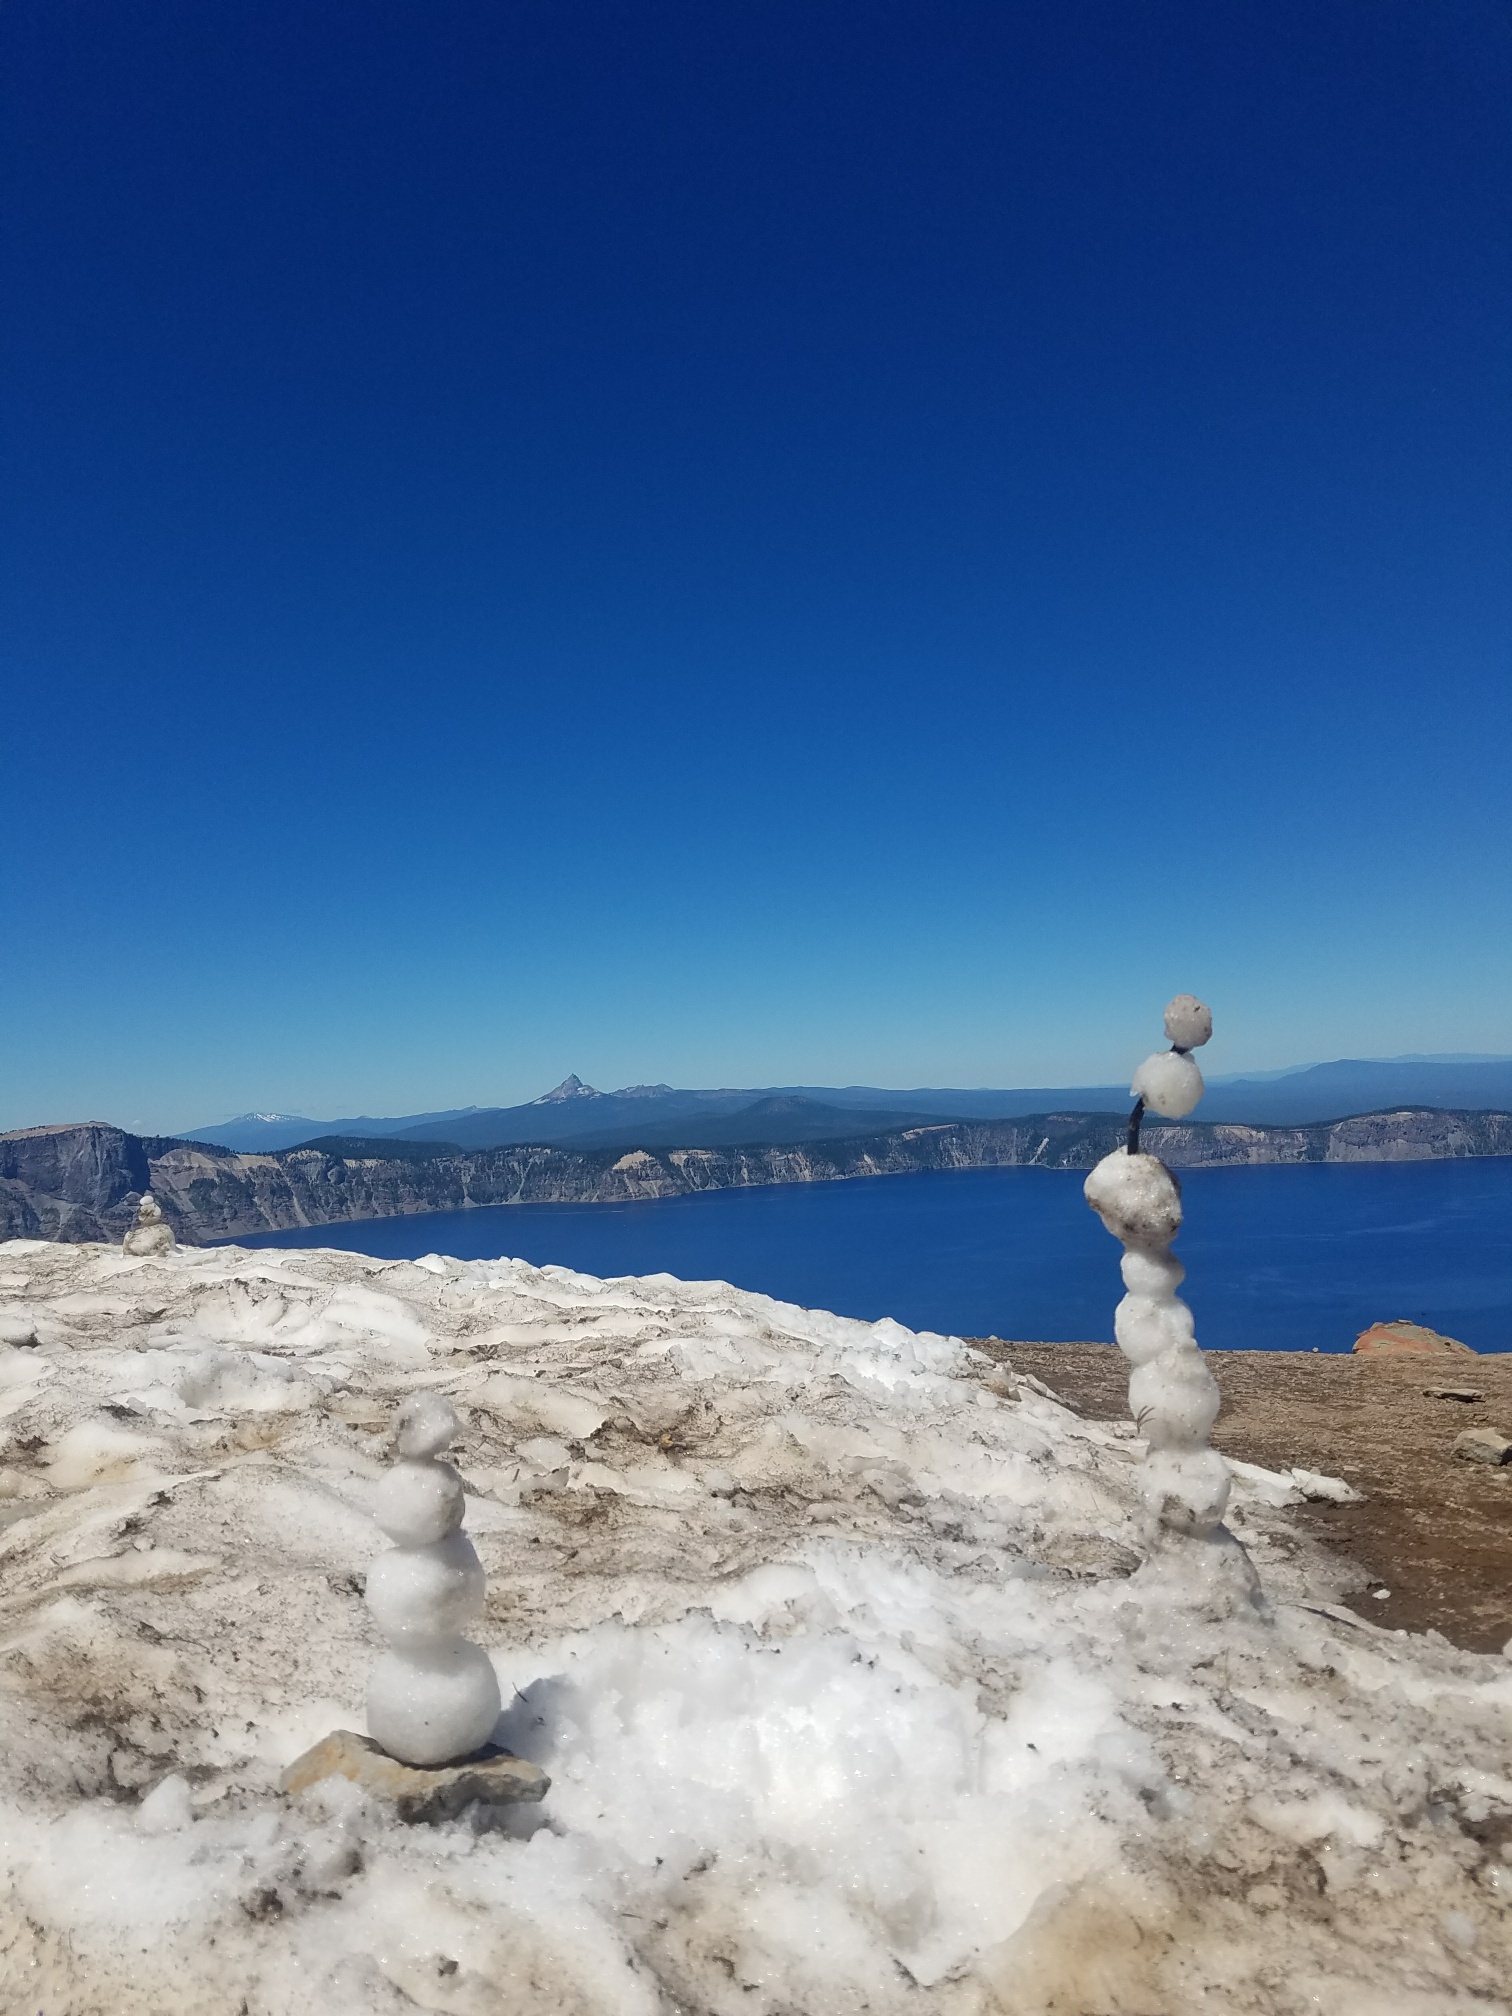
[{"x1": 229, "y1": 1159, "x2": 1512, "y2": 1353}]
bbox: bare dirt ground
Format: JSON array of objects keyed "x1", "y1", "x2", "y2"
[{"x1": 975, "y1": 1341, "x2": 1512, "y2": 1653}]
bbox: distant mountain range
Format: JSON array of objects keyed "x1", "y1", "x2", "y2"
[{"x1": 188, "y1": 1056, "x2": 1512, "y2": 1153}]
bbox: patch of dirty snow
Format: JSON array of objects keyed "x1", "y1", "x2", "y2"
[{"x1": 0, "y1": 1237, "x2": 1507, "y2": 2015}]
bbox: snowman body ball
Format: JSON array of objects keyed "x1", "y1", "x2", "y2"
[
  {"x1": 123, "y1": 1192, "x2": 175, "y2": 1257},
  {"x1": 365, "y1": 1392, "x2": 501, "y2": 1766}
]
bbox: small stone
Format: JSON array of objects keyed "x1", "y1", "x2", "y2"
[
  {"x1": 1453, "y1": 1427, "x2": 1512, "y2": 1467},
  {"x1": 1354, "y1": 1321, "x2": 1474, "y2": 1357},
  {"x1": 1424, "y1": 1387, "x2": 1483, "y2": 1403},
  {"x1": 280, "y1": 1729, "x2": 548, "y2": 1824}
]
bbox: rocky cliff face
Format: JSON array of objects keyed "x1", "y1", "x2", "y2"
[
  {"x1": 0, "y1": 1123, "x2": 199, "y2": 1242},
  {"x1": 4, "y1": 1108, "x2": 1510, "y2": 1247}
]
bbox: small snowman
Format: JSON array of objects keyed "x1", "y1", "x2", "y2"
[
  {"x1": 123, "y1": 1192, "x2": 176, "y2": 1257},
  {"x1": 365, "y1": 1392, "x2": 501, "y2": 1767},
  {"x1": 1084, "y1": 997, "x2": 1236, "y2": 1552}
]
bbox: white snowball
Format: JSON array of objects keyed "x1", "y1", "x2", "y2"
[
  {"x1": 371, "y1": 1458, "x2": 465, "y2": 1546},
  {"x1": 365, "y1": 1531, "x2": 485, "y2": 1643},
  {"x1": 1163, "y1": 995, "x2": 1213, "y2": 1049},
  {"x1": 1119, "y1": 1247, "x2": 1185, "y2": 1299},
  {"x1": 1130, "y1": 1049, "x2": 1205, "y2": 1120},
  {"x1": 1128, "y1": 1350, "x2": 1220, "y2": 1451},
  {"x1": 395, "y1": 1390, "x2": 459, "y2": 1460},
  {"x1": 367, "y1": 1639, "x2": 502, "y2": 1767},
  {"x1": 137, "y1": 1773, "x2": 194, "y2": 1834},
  {"x1": 1139, "y1": 1445, "x2": 1231, "y2": 1535},
  {"x1": 1113, "y1": 1293, "x2": 1196, "y2": 1366},
  {"x1": 1083, "y1": 1151, "x2": 1183, "y2": 1245}
]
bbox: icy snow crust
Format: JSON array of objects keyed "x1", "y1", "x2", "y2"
[{"x1": 0, "y1": 1240, "x2": 1508, "y2": 2015}]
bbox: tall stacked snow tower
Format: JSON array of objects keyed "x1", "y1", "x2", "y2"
[{"x1": 1083, "y1": 996, "x2": 1246, "y2": 1575}]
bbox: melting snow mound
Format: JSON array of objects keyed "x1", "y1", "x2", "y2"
[{"x1": 0, "y1": 1237, "x2": 1508, "y2": 2014}]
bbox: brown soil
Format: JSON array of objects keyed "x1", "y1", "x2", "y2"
[{"x1": 974, "y1": 1341, "x2": 1512, "y2": 1653}]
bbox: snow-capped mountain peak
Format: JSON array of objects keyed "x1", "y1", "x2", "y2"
[{"x1": 531, "y1": 1074, "x2": 601, "y2": 1104}]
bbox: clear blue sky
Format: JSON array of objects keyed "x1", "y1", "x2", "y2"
[{"x1": 4, "y1": 0, "x2": 1509, "y2": 1133}]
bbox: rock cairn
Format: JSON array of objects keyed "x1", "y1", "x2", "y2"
[
  {"x1": 365, "y1": 1392, "x2": 501, "y2": 1767},
  {"x1": 122, "y1": 1192, "x2": 175, "y2": 1257},
  {"x1": 1083, "y1": 997, "x2": 1243, "y2": 1575}
]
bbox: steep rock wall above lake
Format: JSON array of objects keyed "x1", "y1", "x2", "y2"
[
  {"x1": 3, "y1": 1108, "x2": 1510, "y2": 1246},
  {"x1": 0, "y1": 1123, "x2": 202, "y2": 1242}
]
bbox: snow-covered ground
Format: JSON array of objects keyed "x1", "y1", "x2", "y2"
[{"x1": 0, "y1": 1237, "x2": 1507, "y2": 2015}]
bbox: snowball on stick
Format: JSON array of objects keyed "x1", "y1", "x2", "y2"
[
  {"x1": 1130, "y1": 1049, "x2": 1204, "y2": 1121},
  {"x1": 365, "y1": 1392, "x2": 501, "y2": 1767},
  {"x1": 1085, "y1": 996, "x2": 1227, "y2": 1542},
  {"x1": 1128, "y1": 992, "x2": 1212, "y2": 1123}
]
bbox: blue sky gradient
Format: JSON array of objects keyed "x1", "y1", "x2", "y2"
[{"x1": 4, "y1": 0, "x2": 1510, "y2": 1132}]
